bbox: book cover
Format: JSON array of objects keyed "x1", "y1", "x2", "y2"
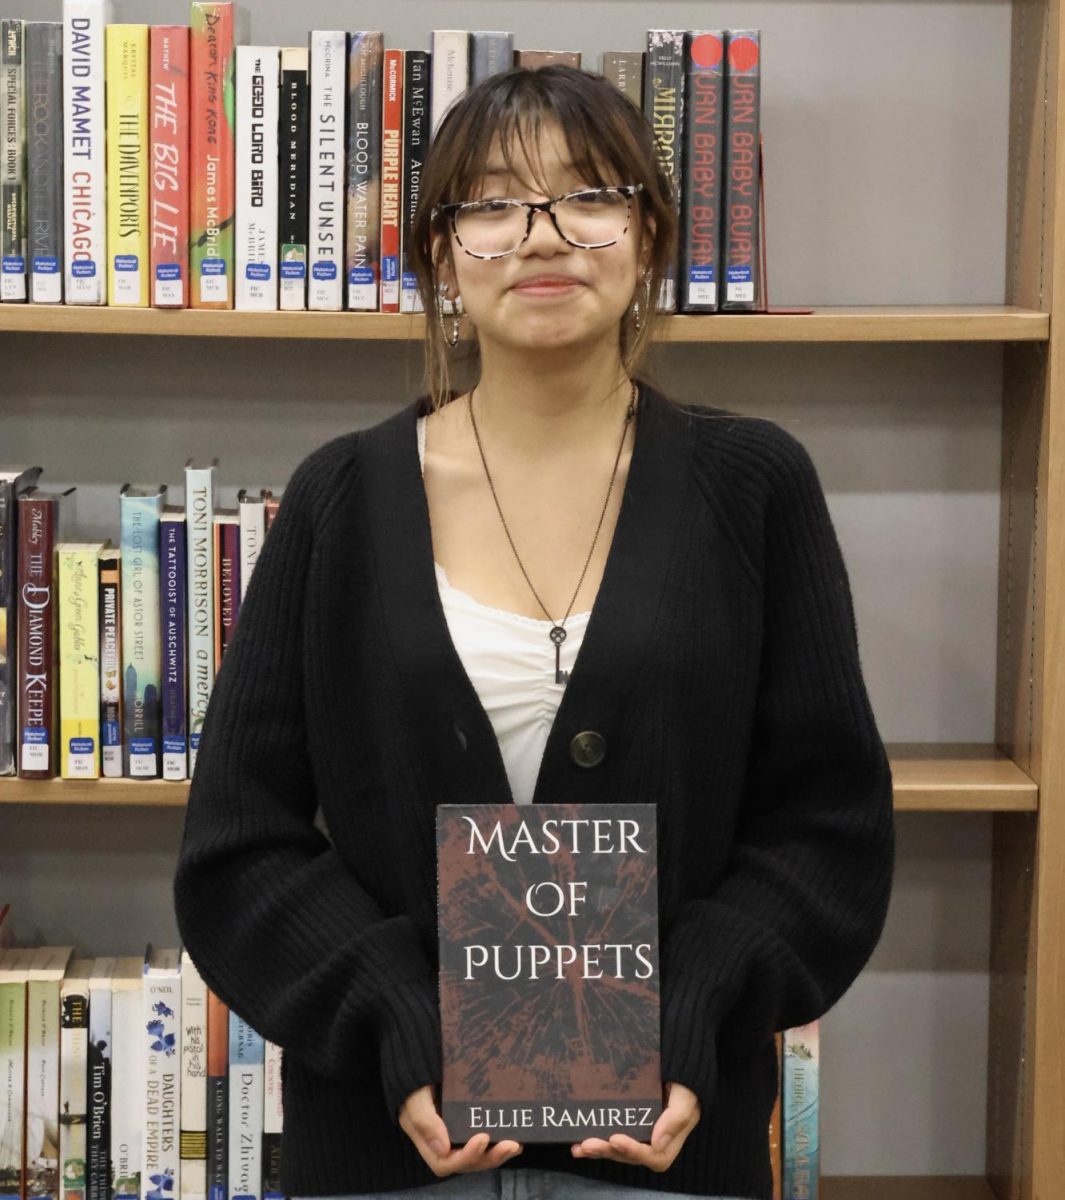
[
  {"x1": 205, "y1": 991, "x2": 227, "y2": 1200},
  {"x1": 63, "y1": 1, "x2": 110, "y2": 304},
  {"x1": 0, "y1": 948, "x2": 34, "y2": 1200},
  {"x1": 436, "y1": 803, "x2": 662, "y2": 1142},
  {"x1": 345, "y1": 32, "x2": 381, "y2": 312},
  {"x1": 212, "y1": 512, "x2": 239, "y2": 668},
  {"x1": 59, "y1": 959, "x2": 93, "y2": 1200},
  {"x1": 143, "y1": 948, "x2": 181, "y2": 1200},
  {"x1": 160, "y1": 509, "x2": 188, "y2": 781},
  {"x1": 57, "y1": 542, "x2": 105, "y2": 779},
  {"x1": 514, "y1": 51, "x2": 581, "y2": 69},
  {"x1": 105, "y1": 24, "x2": 150, "y2": 307},
  {"x1": 110, "y1": 957, "x2": 143, "y2": 1200},
  {"x1": 721, "y1": 30, "x2": 760, "y2": 311},
  {"x1": 308, "y1": 30, "x2": 345, "y2": 311},
  {"x1": 680, "y1": 32, "x2": 725, "y2": 313},
  {"x1": 226, "y1": 1014, "x2": 262, "y2": 1200},
  {"x1": 27, "y1": 947, "x2": 75, "y2": 1200},
  {"x1": 643, "y1": 30, "x2": 684, "y2": 313},
  {"x1": 183, "y1": 461, "x2": 215, "y2": 777},
  {"x1": 469, "y1": 33, "x2": 513, "y2": 86},
  {"x1": 119, "y1": 483, "x2": 165, "y2": 778},
  {"x1": 98, "y1": 548, "x2": 122, "y2": 777},
  {"x1": 235, "y1": 489, "x2": 266, "y2": 603},
  {"x1": 149, "y1": 25, "x2": 190, "y2": 308},
  {"x1": 429, "y1": 31, "x2": 467, "y2": 143},
  {"x1": 783, "y1": 1021, "x2": 819, "y2": 1200},
  {"x1": 261, "y1": 1042, "x2": 282, "y2": 1200},
  {"x1": 400, "y1": 49, "x2": 429, "y2": 314},
  {"x1": 235, "y1": 46, "x2": 279, "y2": 311},
  {"x1": 0, "y1": 466, "x2": 43, "y2": 775},
  {"x1": 379, "y1": 48, "x2": 402, "y2": 313},
  {"x1": 178, "y1": 953, "x2": 206, "y2": 1200},
  {"x1": 600, "y1": 52, "x2": 643, "y2": 109},
  {"x1": 277, "y1": 47, "x2": 309, "y2": 311},
  {"x1": 1, "y1": 20, "x2": 28, "y2": 302},
  {"x1": 25, "y1": 22, "x2": 64, "y2": 304},
  {"x1": 86, "y1": 957, "x2": 117, "y2": 1200}
]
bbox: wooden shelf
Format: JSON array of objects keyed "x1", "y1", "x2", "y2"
[
  {"x1": 0, "y1": 744, "x2": 1037, "y2": 809},
  {"x1": 0, "y1": 303, "x2": 1049, "y2": 342},
  {"x1": 823, "y1": 1177, "x2": 996, "y2": 1200}
]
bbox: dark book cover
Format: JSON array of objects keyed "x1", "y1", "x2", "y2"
[
  {"x1": 212, "y1": 514, "x2": 240, "y2": 667},
  {"x1": 643, "y1": 30, "x2": 684, "y2": 313},
  {"x1": 86, "y1": 965, "x2": 114, "y2": 1200},
  {"x1": 600, "y1": 51, "x2": 643, "y2": 109},
  {"x1": 470, "y1": 32, "x2": 513, "y2": 85},
  {"x1": 437, "y1": 802, "x2": 663, "y2": 1143},
  {"x1": 345, "y1": 31, "x2": 382, "y2": 311},
  {"x1": 1, "y1": 19, "x2": 28, "y2": 302},
  {"x1": 278, "y1": 47, "x2": 310, "y2": 311},
  {"x1": 721, "y1": 29, "x2": 761, "y2": 311},
  {"x1": 25, "y1": 21, "x2": 63, "y2": 304},
  {"x1": 679, "y1": 32, "x2": 725, "y2": 313},
  {"x1": 160, "y1": 510, "x2": 188, "y2": 780},
  {"x1": 400, "y1": 49, "x2": 429, "y2": 314},
  {"x1": 206, "y1": 989, "x2": 228, "y2": 1200},
  {"x1": 514, "y1": 50, "x2": 581, "y2": 70}
]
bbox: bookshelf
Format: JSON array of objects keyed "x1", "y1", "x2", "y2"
[{"x1": 1, "y1": 2, "x2": 1061, "y2": 1199}]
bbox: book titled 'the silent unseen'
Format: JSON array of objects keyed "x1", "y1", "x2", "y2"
[{"x1": 436, "y1": 802, "x2": 663, "y2": 1144}]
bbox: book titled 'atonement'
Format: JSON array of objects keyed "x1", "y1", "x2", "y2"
[{"x1": 436, "y1": 802, "x2": 663, "y2": 1144}]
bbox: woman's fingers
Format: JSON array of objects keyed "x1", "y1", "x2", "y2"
[{"x1": 398, "y1": 1088, "x2": 523, "y2": 1177}]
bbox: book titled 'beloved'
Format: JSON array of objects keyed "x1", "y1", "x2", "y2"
[{"x1": 436, "y1": 802, "x2": 662, "y2": 1144}]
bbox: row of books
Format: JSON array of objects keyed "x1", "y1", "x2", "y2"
[
  {"x1": 0, "y1": 3, "x2": 764, "y2": 315},
  {"x1": 0, "y1": 938, "x2": 283, "y2": 1200},
  {"x1": 0, "y1": 464, "x2": 274, "y2": 781}
]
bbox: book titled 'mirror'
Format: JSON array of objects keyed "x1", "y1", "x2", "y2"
[{"x1": 436, "y1": 802, "x2": 663, "y2": 1143}]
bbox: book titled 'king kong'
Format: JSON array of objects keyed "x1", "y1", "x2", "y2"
[{"x1": 436, "y1": 802, "x2": 663, "y2": 1144}]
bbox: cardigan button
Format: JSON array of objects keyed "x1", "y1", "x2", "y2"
[{"x1": 570, "y1": 730, "x2": 607, "y2": 768}]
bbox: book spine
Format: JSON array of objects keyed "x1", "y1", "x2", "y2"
[
  {"x1": 0, "y1": 973, "x2": 26, "y2": 1200},
  {"x1": 205, "y1": 991, "x2": 227, "y2": 1200},
  {"x1": 150, "y1": 25, "x2": 190, "y2": 308},
  {"x1": 0, "y1": 479, "x2": 15, "y2": 775},
  {"x1": 184, "y1": 467, "x2": 215, "y2": 776},
  {"x1": 236, "y1": 496, "x2": 264, "y2": 603},
  {"x1": 643, "y1": 30, "x2": 685, "y2": 312},
  {"x1": 429, "y1": 30, "x2": 467, "y2": 143},
  {"x1": 120, "y1": 491, "x2": 162, "y2": 777},
  {"x1": 214, "y1": 522, "x2": 240, "y2": 664},
  {"x1": 277, "y1": 48, "x2": 309, "y2": 311},
  {"x1": 469, "y1": 32, "x2": 513, "y2": 86},
  {"x1": 261, "y1": 1043, "x2": 282, "y2": 1200},
  {"x1": 60, "y1": 977, "x2": 90, "y2": 1200},
  {"x1": 345, "y1": 32, "x2": 381, "y2": 311},
  {"x1": 514, "y1": 50, "x2": 581, "y2": 69},
  {"x1": 26, "y1": 22, "x2": 64, "y2": 304},
  {"x1": 98, "y1": 551, "x2": 123, "y2": 777},
  {"x1": 111, "y1": 982, "x2": 142, "y2": 1200},
  {"x1": 18, "y1": 494, "x2": 58, "y2": 778},
  {"x1": 63, "y1": 1, "x2": 109, "y2": 303},
  {"x1": 400, "y1": 49, "x2": 428, "y2": 314},
  {"x1": 87, "y1": 979, "x2": 113, "y2": 1200},
  {"x1": 769, "y1": 1031, "x2": 783, "y2": 1200},
  {"x1": 379, "y1": 47, "x2": 402, "y2": 313},
  {"x1": 190, "y1": 2, "x2": 237, "y2": 308},
  {"x1": 308, "y1": 30, "x2": 345, "y2": 311},
  {"x1": 179, "y1": 955, "x2": 207, "y2": 1200},
  {"x1": 601, "y1": 51, "x2": 644, "y2": 109},
  {"x1": 679, "y1": 32, "x2": 725, "y2": 313},
  {"x1": 143, "y1": 967, "x2": 181, "y2": 1200},
  {"x1": 1, "y1": 19, "x2": 28, "y2": 302},
  {"x1": 27, "y1": 974, "x2": 62, "y2": 1200},
  {"x1": 227, "y1": 1013, "x2": 263, "y2": 1200},
  {"x1": 783, "y1": 1021, "x2": 820, "y2": 1200},
  {"x1": 105, "y1": 24, "x2": 150, "y2": 307},
  {"x1": 160, "y1": 517, "x2": 188, "y2": 780},
  {"x1": 58, "y1": 545, "x2": 102, "y2": 778},
  {"x1": 235, "y1": 46, "x2": 279, "y2": 311},
  {"x1": 722, "y1": 29, "x2": 760, "y2": 311}
]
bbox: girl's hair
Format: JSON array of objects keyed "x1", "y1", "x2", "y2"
[{"x1": 408, "y1": 65, "x2": 678, "y2": 411}]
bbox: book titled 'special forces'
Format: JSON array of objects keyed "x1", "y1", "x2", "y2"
[{"x1": 437, "y1": 803, "x2": 663, "y2": 1144}]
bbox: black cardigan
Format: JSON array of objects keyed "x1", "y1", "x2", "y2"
[{"x1": 173, "y1": 379, "x2": 895, "y2": 1198}]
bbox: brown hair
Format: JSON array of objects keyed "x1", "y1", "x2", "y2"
[{"x1": 408, "y1": 65, "x2": 678, "y2": 411}]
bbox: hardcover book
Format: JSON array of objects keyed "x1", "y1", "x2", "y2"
[
  {"x1": 345, "y1": 32, "x2": 382, "y2": 312},
  {"x1": 184, "y1": 461, "x2": 216, "y2": 776},
  {"x1": 0, "y1": 948, "x2": 34, "y2": 1200},
  {"x1": 143, "y1": 948, "x2": 182, "y2": 1200},
  {"x1": 98, "y1": 548, "x2": 122, "y2": 776},
  {"x1": 235, "y1": 46, "x2": 279, "y2": 310},
  {"x1": 235, "y1": 489, "x2": 267, "y2": 602},
  {"x1": 57, "y1": 542, "x2": 105, "y2": 778},
  {"x1": 783, "y1": 1021, "x2": 820, "y2": 1200},
  {"x1": 105, "y1": 24, "x2": 150, "y2": 306},
  {"x1": 160, "y1": 509, "x2": 188, "y2": 780},
  {"x1": 179, "y1": 951, "x2": 207, "y2": 1200},
  {"x1": 278, "y1": 48, "x2": 309, "y2": 311},
  {"x1": 379, "y1": 48, "x2": 403, "y2": 313},
  {"x1": 429, "y1": 30, "x2": 467, "y2": 143},
  {"x1": 205, "y1": 990, "x2": 227, "y2": 1200},
  {"x1": 400, "y1": 49, "x2": 429, "y2": 314},
  {"x1": 308, "y1": 30, "x2": 345, "y2": 311},
  {"x1": 86, "y1": 957, "x2": 117, "y2": 1200},
  {"x1": 436, "y1": 803, "x2": 663, "y2": 1143},
  {"x1": 59, "y1": 958, "x2": 93, "y2": 1200},
  {"x1": 514, "y1": 50, "x2": 581, "y2": 69},
  {"x1": 149, "y1": 25, "x2": 190, "y2": 308},
  {"x1": 1, "y1": 19, "x2": 28, "y2": 302},
  {"x1": 643, "y1": 30, "x2": 684, "y2": 313},
  {"x1": 721, "y1": 30, "x2": 761, "y2": 311},
  {"x1": 226, "y1": 1014, "x2": 263, "y2": 1200},
  {"x1": 27, "y1": 947, "x2": 75, "y2": 1200},
  {"x1": 261, "y1": 1042, "x2": 282, "y2": 1200},
  {"x1": 679, "y1": 32, "x2": 725, "y2": 312},
  {"x1": 470, "y1": 32, "x2": 513, "y2": 85},
  {"x1": 25, "y1": 22, "x2": 64, "y2": 304},
  {"x1": 600, "y1": 52, "x2": 644, "y2": 109},
  {"x1": 212, "y1": 512, "x2": 240, "y2": 667},
  {"x1": 110, "y1": 957, "x2": 143, "y2": 1200}
]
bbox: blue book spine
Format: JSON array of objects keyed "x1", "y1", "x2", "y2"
[
  {"x1": 160, "y1": 514, "x2": 188, "y2": 780},
  {"x1": 227, "y1": 1014, "x2": 264, "y2": 1200},
  {"x1": 783, "y1": 1021, "x2": 820, "y2": 1200}
]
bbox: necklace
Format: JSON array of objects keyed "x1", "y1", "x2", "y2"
[{"x1": 467, "y1": 379, "x2": 637, "y2": 685}]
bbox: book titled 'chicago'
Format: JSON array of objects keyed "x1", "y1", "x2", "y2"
[{"x1": 436, "y1": 802, "x2": 663, "y2": 1144}]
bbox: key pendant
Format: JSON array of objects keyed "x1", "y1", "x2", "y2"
[{"x1": 550, "y1": 624, "x2": 569, "y2": 685}]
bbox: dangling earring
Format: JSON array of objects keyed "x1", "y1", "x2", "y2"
[
  {"x1": 437, "y1": 281, "x2": 462, "y2": 348},
  {"x1": 631, "y1": 268, "x2": 652, "y2": 335}
]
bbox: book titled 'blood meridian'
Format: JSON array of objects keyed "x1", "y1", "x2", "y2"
[{"x1": 436, "y1": 803, "x2": 663, "y2": 1144}]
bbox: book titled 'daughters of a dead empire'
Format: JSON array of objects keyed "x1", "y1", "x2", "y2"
[{"x1": 436, "y1": 802, "x2": 663, "y2": 1144}]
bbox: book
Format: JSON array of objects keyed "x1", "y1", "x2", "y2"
[
  {"x1": 600, "y1": 52, "x2": 643, "y2": 109},
  {"x1": 514, "y1": 50, "x2": 581, "y2": 69},
  {"x1": 98, "y1": 548, "x2": 122, "y2": 777},
  {"x1": 783, "y1": 1021, "x2": 819, "y2": 1200},
  {"x1": 679, "y1": 32, "x2": 725, "y2": 313},
  {"x1": 27, "y1": 947, "x2": 74, "y2": 1200},
  {"x1": 0, "y1": 948, "x2": 34, "y2": 1200},
  {"x1": 110, "y1": 957, "x2": 143, "y2": 1200},
  {"x1": 277, "y1": 48, "x2": 309, "y2": 311},
  {"x1": 235, "y1": 46, "x2": 280, "y2": 311},
  {"x1": 63, "y1": 0, "x2": 110, "y2": 304},
  {"x1": 105, "y1": 24, "x2": 150, "y2": 307},
  {"x1": 400, "y1": 49, "x2": 429, "y2": 314},
  {"x1": 429, "y1": 31, "x2": 467, "y2": 142},
  {"x1": 345, "y1": 32, "x2": 382, "y2": 312},
  {"x1": 769, "y1": 1032, "x2": 783, "y2": 1199},
  {"x1": 205, "y1": 990, "x2": 227, "y2": 1200},
  {"x1": 26, "y1": 22, "x2": 64, "y2": 304},
  {"x1": 86, "y1": 957, "x2": 117, "y2": 1200},
  {"x1": 1, "y1": 20, "x2": 28, "y2": 302},
  {"x1": 226, "y1": 1014, "x2": 263, "y2": 1200},
  {"x1": 57, "y1": 542, "x2": 106, "y2": 779},
  {"x1": 183, "y1": 461, "x2": 216, "y2": 777},
  {"x1": 643, "y1": 30, "x2": 684, "y2": 313},
  {"x1": 261, "y1": 1042, "x2": 282, "y2": 1200},
  {"x1": 212, "y1": 511, "x2": 239, "y2": 668},
  {"x1": 721, "y1": 30, "x2": 761, "y2": 311},
  {"x1": 436, "y1": 803, "x2": 663, "y2": 1142},
  {"x1": 470, "y1": 33, "x2": 513, "y2": 85},
  {"x1": 178, "y1": 952, "x2": 207, "y2": 1200},
  {"x1": 379, "y1": 48, "x2": 402, "y2": 313},
  {"x1": 143, "y1": 948, "x2": 181, "y2": 1200},
  {"x1": 308, "y1": 30, "x2": 345, "y2": 312},
  {"x1": 59, "y1": 958, "x2": 93, "y2": 1200},
  {"x1": 149, "y1": 25, "x2": 190, "y2": 308},
  {"x1": 160, "y1": 508, "x2": 188, "y2": 780},
  {"x1": 235, "y1": 489, "x2": 267, "y2": 603}
]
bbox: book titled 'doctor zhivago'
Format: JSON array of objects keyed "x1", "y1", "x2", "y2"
[{"x1": 436, "y1": 803, "x2": 663, "y2": 1143}]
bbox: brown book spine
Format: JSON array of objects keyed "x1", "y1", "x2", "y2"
[
  {"x1": 600, "y1": 51, "x2": 643, "y2": 109},
  {"x1": 769, "y1": 1031, "x2": 783, "y2": 1199},
  {"x1": 17, "y1": 493, "x2": 58, "y2": 777},
  {"x1": 514, "y1": 50, "x2": 581, "y2": 69}
]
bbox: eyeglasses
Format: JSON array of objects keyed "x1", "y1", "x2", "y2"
[{"x1": 431, "y1": 184, "x2": 644, "y2": 260}]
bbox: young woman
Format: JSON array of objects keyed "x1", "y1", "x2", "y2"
[{"x1": 174, "y1": 66, "x2": 895, "y2": 1200}]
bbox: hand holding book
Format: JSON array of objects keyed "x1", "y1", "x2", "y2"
[
  {"x1": 398, "y1": 1083, "x2": 523, "y2": 1177},
  {"x1": 570, "y1": 1080, "x2": 701, "y2": 1171}
]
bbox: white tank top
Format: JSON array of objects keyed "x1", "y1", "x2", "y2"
[{"x1": 417, "y1": 414, "x2": 591, "y2": 805}]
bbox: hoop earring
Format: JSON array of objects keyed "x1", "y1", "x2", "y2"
[{"x1": 437, "y1": 281, "x2": 462, "y2": 348}]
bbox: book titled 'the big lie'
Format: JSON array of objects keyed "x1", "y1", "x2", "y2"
[{"x1": 437, "y1": 803, "x2": 663, "y2": 1143}]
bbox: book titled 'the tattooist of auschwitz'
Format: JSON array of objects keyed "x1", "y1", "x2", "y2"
[{"x1": 436, "y1": 802, "x2": 663, "y2": 1144}]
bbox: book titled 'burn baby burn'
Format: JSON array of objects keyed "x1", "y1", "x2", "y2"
[{"x1": 436, "y1": 803, "x2": 663, "y2": 1144}]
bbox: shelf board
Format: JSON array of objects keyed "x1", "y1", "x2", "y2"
[
  {"x1": 0, "y1": 744, "x2": 1038, "y2": 809},
  {"x1": 823, "y1": 1177, "x2": 996, "y2": 1200},
  {"x1": 0, "y1": 303, "x2": 1049, "y2": 342}
]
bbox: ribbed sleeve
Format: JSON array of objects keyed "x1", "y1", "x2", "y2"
[
  {"x1": 658, "y1": 421, "x2": 895, "y2": 1110},
  {"x1": 172, "y1": 444, "x2": 443, "y2": 1123}
]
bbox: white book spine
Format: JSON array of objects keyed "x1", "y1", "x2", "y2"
[
  {"x1": 110, "y1": 964, "x2": 143, "y2": 1200},
  {"x1": 308, "y1": 30, "x2": 345, "y2": 311},
  {"x1": 237, "y1": 496, "x2": 265, "y2": 603},
  {"x1": 63, "y1": 1, "x2": 110, "y2": 303},
  {"x1": 235, "y1": 47, "x2": 279, "y2": 311},
  {"x1": 143, "y1": 954, "x2": 181, "y2": 1200},
  {"x1": 27, "y1": 949, "x2": 73, "y2": 1200},
  {"x1": 227, "y1": 1015, "x2": 263, "y2": 1200},
  {"x1": 59, "y1": 963, "x2": 91, "y2": 1200},
  {"x1": 184, "y1": 465, "x2": 216, "y2": 777},
  {"x1": 429, "y1": 30, "x2": 468, "y2": 142},
  {"x1": 178, "y1": 953, "x2": 207, "y2": 1200}
]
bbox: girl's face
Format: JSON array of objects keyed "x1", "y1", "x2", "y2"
[{"x1": 432, "y1": 119, "x2": 652, "y2": 358}]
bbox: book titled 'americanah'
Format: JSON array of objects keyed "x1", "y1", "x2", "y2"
[{"x1": 436, "y1": 803, "x2": 662, "y2": 1144}]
